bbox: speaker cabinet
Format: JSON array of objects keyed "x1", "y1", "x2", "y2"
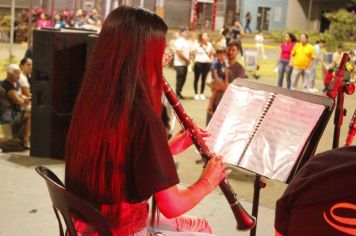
[{"x1": 30, "y1": 29, "x2": 97, "y2": 159}]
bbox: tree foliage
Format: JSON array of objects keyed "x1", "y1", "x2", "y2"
[
  {"x1": 324, "y1": 9, "x2": 356, "y2": 41},
  {"x1": 270, "y1": 9, "x2": 355, "y2": 51},
  {"x1": 270, "y1": 29, "x2": 338, "y2": 51}
]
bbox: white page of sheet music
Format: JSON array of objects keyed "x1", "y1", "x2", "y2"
[
  {"x1": 239, "y1": 94, "x2": 325, "y2": 182},
  {"x1": 206, "y1": 84, "x2": 270, "y2": 165}
]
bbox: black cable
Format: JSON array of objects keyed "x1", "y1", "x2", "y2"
[{"x1": 40, "y1": 91, "x2": 73, "y2": 117}]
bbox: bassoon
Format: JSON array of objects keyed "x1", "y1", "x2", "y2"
[{"x1": 163, "y1": 78, "x2": 256, "y2": 231}]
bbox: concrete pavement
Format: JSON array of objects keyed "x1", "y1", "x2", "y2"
[{"x1": 0, "y1": 65, "x2": 278, "y2": 236}]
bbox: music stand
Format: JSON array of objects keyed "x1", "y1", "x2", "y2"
[{"x1": 206, "y1": 79, "x2": 335, "y2": 236}]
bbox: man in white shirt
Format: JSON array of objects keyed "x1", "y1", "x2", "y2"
[
  {"x1": 19, "y1": 57, "x2": 32, "y2": 98},
  {"x1": 173, "y1": 27, "x2": 191, "y2": 99}
]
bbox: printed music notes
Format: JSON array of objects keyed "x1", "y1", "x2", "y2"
[{"x1": 206, "y1": 82, "x2": 325, "y2": 182}]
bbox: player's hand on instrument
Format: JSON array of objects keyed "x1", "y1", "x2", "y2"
[
  {"x1": 197, "y1": 127, "x2": 209, "y2": 139},
  {"x1": 200, "y1": 154, "x2": 231, "y2": 192},
  {"x1": 169, "y1": 129, "x2": 191, "y2": 155},
  {"x1": 169, "y1": 126, "x2": 210, "y2": 155}
]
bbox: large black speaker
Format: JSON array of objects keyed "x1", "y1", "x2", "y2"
[{"x1": 30, "y1": 29, "x2": 98, "y2": 159}]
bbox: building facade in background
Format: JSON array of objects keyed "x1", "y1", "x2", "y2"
[
  {"x1": 240, "y1": 0, "x2": 288, "y2": 32},
  {"x1": 237, "y1": 0, "x2": 355, "y2": 33},
  {"x1": 1, "y1": 0, "x2": 355, "y2": 32}
]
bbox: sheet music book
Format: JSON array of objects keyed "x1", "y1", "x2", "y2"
[{"x1": 206, "y1": 80, "x2": 332, "y2": 182}]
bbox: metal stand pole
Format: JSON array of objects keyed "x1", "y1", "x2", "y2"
[
  {"x1": 250, "y1": 174, "x2": 266, "y2": 236},
  {"x1": 332, "y1": 91, "x2": 345, "y2": 149}
]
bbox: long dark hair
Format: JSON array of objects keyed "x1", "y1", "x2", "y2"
[
  {"x1": 286, "y1": 32, "x2": 297, "y2": 43},
  {"x1": 65, "y1": 6, "x2": 167, "y2": 226}
]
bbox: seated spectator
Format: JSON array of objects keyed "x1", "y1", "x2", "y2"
[
  {"x1": 19, "y1": 57, "x2": 32, "y2": 98},
  {"x1": 206, "y1": 47, "x2": 226, "y2": 125},
  {"x1": 75, "y1": 13, "x2": 93, "y2": 30},
  {"x1": 54, "y1": 14, "x2": 67, "y2": 29},
  {"x1": 37, "y1": 13, "x2": 51, "y2": 29},
  {"x1": 0, "y1": 64, "x2": 31, "y2": 148},
  {"x1": 89, "y1": 8, "x2": 102, "y2": 28}
]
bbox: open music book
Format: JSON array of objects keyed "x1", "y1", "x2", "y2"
[{"x1": 206, "y1": 79, "x2": 334, "y2": 182}]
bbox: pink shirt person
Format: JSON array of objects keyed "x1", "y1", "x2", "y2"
[
  {"x1": 37, "y1": 13, "x2": 52, "y2": 29},
  {"x1": 280, "y1": 42, "x2": 296, "y2": 61}
]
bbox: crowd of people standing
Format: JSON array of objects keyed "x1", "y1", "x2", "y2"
[
  {"x1": 277, "y1": 32, "x2": 355, "y2": 93},
  {"x1": 168, "y1": 25, "x2": 355, "y2": 134},
  {"x1": 169, "y1": 25, "x2": 247, "y2": 127},
  {"x1": 171, "y1": 19, "x2": 246, "y2": 101}
]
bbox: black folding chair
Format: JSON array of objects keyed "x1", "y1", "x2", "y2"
[{"x1": 35, "y1": 166, "x2": 113, "y2": 236}]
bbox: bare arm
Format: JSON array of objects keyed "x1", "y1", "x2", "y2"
[
  {"x1": 212, "y1": 68, "x2": 225, "y2": 91},
  {"x1": 21, "y1": 86, "x2": 31, "y2": 98},
  {"x1": 7, "y1": 90, "x2": 29, "y2": 108},
  {"x1": 289, "y1": 44, "x2": 297, "y2": 66},
  {"x1": 154, "y1": 155, "x2": 228, "y2": 218},
  {"x1": 168, "y1": 130, "x2": 191, "y2": 156},
  {"x1": 307, "y1": 49, "x2": 316, "y2": 68},
  {"x1": 168, "y1": 128, "x2": 209, "y2": 156},
  {"x1": 155, "y1": 183, "x2": 208, "y2": 218},
  {"x1": 176, "y1": 50, "x2": 190, "y2": 65}
]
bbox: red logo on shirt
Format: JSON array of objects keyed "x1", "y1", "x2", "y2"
[{"x1": 323, "y1": 202, "x2": 356, "y2": 235}]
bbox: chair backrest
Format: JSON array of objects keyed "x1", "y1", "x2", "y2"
[{"x1": 35, "y1": 166, "x2": 113, "y2": 236}]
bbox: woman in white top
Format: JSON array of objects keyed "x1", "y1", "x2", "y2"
[{"x1": 192, "y1": 32, "x2": 214, "y2": 100}]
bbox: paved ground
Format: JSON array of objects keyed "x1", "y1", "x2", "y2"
[{"x1": 0, "y1": 39, "x2": 355, "y2": 236}]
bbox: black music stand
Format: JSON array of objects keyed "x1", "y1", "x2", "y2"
[
  {"x1": 218, "y1": 79, "x2": 335, "y2": 236},
  {"x1": 235, "y1": 80, "x2": 334, "y2": 236}
]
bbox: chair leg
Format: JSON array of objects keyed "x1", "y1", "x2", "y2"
[
  {"x1": 61, "y1": 212, "x2": 78, "y2": 236},
  {"x1": 53, "y1": 206, "x2": 65, "y2": 236}
]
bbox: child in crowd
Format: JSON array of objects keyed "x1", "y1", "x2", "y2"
[
  {"x1": 323, "y1": 66, "x2": 334, "y2": 93},
  {"x1": 207, "y1": 48, "x2": 226, "y2": 116},
  {"x1": 254, "y1": 30, "x2": 267, "y2": 61}
]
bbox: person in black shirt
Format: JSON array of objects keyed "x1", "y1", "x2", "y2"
[
  {"x1": 231, "y1": 20, "x2": 244, "y2": 56},
  {"x1": 209, "y1": 41, "x2": 246, "y2": 117},
  {"x1": 275, "y1": 146, "x2": 356, "y2": 236},
  {"x1": 65, "y1": 6, "x2": 228, "y2": 236}
]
